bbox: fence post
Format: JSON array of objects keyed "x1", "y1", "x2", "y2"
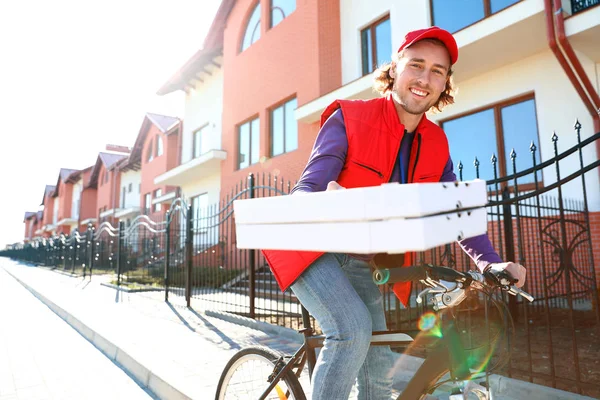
[
  {"x1": 165, "y1": 210, "x2": 171, "y2": 302},
  {"x1": 501, "y1": 186, "x2": 518, "y2": 317},
  {"x1": 117, "y1": 221, "x2": 123, "y2": 286},
  {"x1": 185, "y1": 204, "x2": 193, "y2": 307},
  {"x1": 89, "y1": 226, "x2": 95, "y2": 279},
  {"x1": 71, "y1": 235, "x2": 76, "y2": 274},
  {"x1": 248, "y1": 173, "x2": 256, "y2": 319}
]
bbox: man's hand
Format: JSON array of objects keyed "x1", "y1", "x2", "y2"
[
  {"x1": 326, "y1": 181, "x2": 345, "y2": 191},
  {"x1": 487, "y1": 262, "x2": 526, "y2": 288}
]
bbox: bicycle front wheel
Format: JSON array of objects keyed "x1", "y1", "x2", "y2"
[{"x1": 215, "y1": 346, "x2": 306, "y2": 400}]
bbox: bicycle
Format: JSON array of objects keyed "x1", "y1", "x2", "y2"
[{"x1": 215, "y1": 264, "x2": 534, "y2": 400}]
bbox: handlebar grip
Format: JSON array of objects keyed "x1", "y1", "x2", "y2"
[{"x1": 373, "y1": 266, "x2": 428, "y2": 285}]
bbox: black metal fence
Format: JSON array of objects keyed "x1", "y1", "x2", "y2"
[
  {"x1": 3, "y1": 124, "x2": 599, "y2": 396},
  {"x1": 572, "y1": 0, "x2": 600, "y2": 14}
]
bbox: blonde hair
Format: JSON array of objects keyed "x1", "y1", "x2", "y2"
[{"x1": 372, "y1": 38, "x2": 456, "y2": 113}]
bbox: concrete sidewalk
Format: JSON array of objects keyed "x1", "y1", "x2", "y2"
[{"x1": 0, "y1": 258, "x2": 593, "y2": 400}]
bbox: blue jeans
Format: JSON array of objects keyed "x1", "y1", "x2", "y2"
[{"x1": 290, "y1": 253, "x2": 394, "y2": 400}]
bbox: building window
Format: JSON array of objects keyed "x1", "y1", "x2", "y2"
[
  {"x1": 241, "y1": 2, "x2": 261, "y2": 52},
  {"x1": 128, "y1": 183, "x2": 132, "y2": 193},
  {"x1": 147, "y1": 141, "x2": 154, "y2": 163},
  {"x1": 192, "y1": 193, "x2": 209, "y2": 234},
  {"x1": 441, "y1": 95, "x2": 540, "y2": 186},
  {"x1": 271, "y1": 97, "x2": 298, "y2": 156},
  {"x1": 238, "y1": 117, "x2": 260, "y2": 169},
  {"x1": 121, "y1": 186, "x2": 126, "y2": 208},
  {"x1": 104, "y1": 170, "x2": 109, "y2": 184},
  {"x1": 271, "y1": 0, "x2": 295, "y2": 28},
  {"x1": 361, "y1": 15, "x2": 391, "y2": 76},
  {"x1": 193, "y1": 124, "x2": 211, "y2": 158},
  {"x1": 100, "y1": 171, "x2": 104, "y2": 186},
  {"x1": 154, "y1": 189, "x2": 162, "y2": 212},
  {"x1": 156, "y1": 136, "x2": 164, "y2": 157},
  {"x1": 432, "y1": 0, "x2": 520, "y2": 33},
  {"x1": 144, "y1": 193, "x2": 151, "y2": 215}
]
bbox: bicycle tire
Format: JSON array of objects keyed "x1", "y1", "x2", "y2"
[{"x1": 215, "y1": 346, "x2": 306, "y2": 400}]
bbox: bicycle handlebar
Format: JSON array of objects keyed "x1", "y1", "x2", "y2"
[{"x1": 373, "y1": 265, "x2": 534, "y2": 310}]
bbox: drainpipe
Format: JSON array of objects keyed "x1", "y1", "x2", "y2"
[
  {"x1": 553, "y1": 1, "x2": 600, "y2": 174},
  {"x1": 554, "y1": 1, "x2": 600, "y2": 131},
  {"x1": 544, "y1": 0, "x2": 600, "y2": 131}
]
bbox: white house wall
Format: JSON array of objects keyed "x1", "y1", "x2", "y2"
[
  {"x1": 182, "y1": 68, "x2": 224, "y2": 164},
  {"x1": 72, "y1": 181, "x2": 83, "y2": 220},
  {"x1": 428, "y1": 50, "x2": 600, "y2": 211},
  {"x1": 340, "y1": 0, "x2": 423, "y2": 85},
  {"x1": 120, "y1": 170, "x2": 141, "y2": 209},
  {"x1": 180, "y1": 172, "x2": 221, "y2": 209}
]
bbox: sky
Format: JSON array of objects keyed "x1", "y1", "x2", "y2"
[{"x1": 0, "y1": 0, "x2": 222, "y2": 247}]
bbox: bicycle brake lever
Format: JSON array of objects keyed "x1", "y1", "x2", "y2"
[
  {"x1": 416, "y1": 288, "x2": 432, "y2": 304},
  {"x1": 507, "y1": 285, "x2": 535, "y2": 302}
]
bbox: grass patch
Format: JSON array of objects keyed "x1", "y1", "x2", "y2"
[{"x1": 118, "y1": 265, "x2": 242, "y2": 288}]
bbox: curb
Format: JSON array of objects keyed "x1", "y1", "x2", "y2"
[{"x1": 3, "y1": 267, "x2": 191, "y2": 400}]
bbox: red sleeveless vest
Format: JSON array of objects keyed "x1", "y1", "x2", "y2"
[{"x1": 261, "y1": 95, "x2": 450, "y2": 306}]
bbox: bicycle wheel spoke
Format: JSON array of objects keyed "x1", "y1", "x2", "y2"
[{"x1": 220, "y1": 355, "x2": 296, "y2": 399}]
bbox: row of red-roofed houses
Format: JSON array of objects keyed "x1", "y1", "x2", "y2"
[{"x1": 23, "y1": 112, "x2": 181, "y2": 241}]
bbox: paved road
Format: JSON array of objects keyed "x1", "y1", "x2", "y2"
[{"x1": 0, "y1": 266, "x2": 154, "y2": 400}]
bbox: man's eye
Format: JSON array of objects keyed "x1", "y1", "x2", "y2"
[
  {"x1": 433, "y1": 70, "x2": 443, "y2": 75},
  {"x1": 410, "y1": 63, "x2": 422, "y2": 68}
]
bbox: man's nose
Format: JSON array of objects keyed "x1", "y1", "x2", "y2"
[{"x1": 416, "y1": 70, "x2": 431, "y2": 86}]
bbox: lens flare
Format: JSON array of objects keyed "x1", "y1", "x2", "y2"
[{"x1": 418, "y1": 312, "x2": 442, "y2": 338}]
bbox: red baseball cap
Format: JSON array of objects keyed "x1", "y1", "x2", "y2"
[{"x1": 397, "y1": 26, "x2": 458, "y2": 65}]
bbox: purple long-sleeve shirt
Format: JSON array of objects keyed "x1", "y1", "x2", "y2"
[{"x1": 291, "y1": 109, "x2": 502, "y2": 272}]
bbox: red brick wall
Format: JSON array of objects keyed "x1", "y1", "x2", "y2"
[
  {"x1": 96, "y1": 164, "x2": 121, "y2": 224},
  {"x1": 139, "y1": 125, "x2": 178, "y2": 219},
  {"x1": 79, "y1": 168, "x2": 97, "y2": 230},
  {"x1": 56, "y1": 225, "x2": 71, "y2": 235},
  {"x1": 590, "y1": 211, "x2": 600, "y2": 287},
  {"x1": 57, "y1": 180, "x2": 73, "y2": 222},
  {"x1": 220, "y1": 0, "x2": 341, "y2": 199},
  {"x1": 23, "y1": 220, "x2": 31, "y2": 242},
  {"x1": 42, "y1": 195, "x2": 54, "y2": 227}
]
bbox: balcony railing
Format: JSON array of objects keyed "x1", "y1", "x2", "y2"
[{"x1": 572, "y1": 0, "x2": 600, "y2": 13}]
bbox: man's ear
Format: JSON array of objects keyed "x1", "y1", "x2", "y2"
[{"x1": 389, "y1": 62, "x2": 397, "y2": 79}]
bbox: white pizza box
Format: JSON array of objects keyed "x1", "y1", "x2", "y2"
[
  {"x1": 234, "y1": 180, "x2": 487, "y2": 225},
  {"x1": 235, "y1": 207, "x2": 487, "y2": 253},
  {"x1": 233, "y1": 180, "x2": 489, "y2": 253}
]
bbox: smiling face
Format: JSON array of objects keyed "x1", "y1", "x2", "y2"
[{"x1": 390, "y1": 39, "x2": 451, "y2": 117}]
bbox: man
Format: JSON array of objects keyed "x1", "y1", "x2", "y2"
[{"x1": 263, "y1": 26, "x2": 526, "y2": 400}]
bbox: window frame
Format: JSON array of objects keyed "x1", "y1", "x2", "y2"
[
  {"x1": 191, "y1": 193, "x2": 209, "y2": 235},
  {"x1": 156, "y1": 135, "x2": 164, "y2": 157},
  {"x1": 270, "y1": 0, "x2": 296, "y2": 28},
  {"x1": 430, "y1": 0, "x2": 523, "y2": 34},
  {"x1": 144, "y1": 193, "x2": 152, "y2": 215},
  {"x1": 237, "y1": 116, "x2": 260, "y2": 170},
  {"x1": 153, "y1": 189, "x2": 162, "y2": 212},
  {"x1": 269, "y1": 96, "x2": 298, "y2": 157},
  {"x1": 360, "y1": 14, "x2": 391, "y2": 76},
  {"x1": 146, "y1": 141, "x2": 154, "y2": 163},
  {"x1": 240, "y1": 1, "x2": 262, "y2": 52},
  {"x1": 439, "y1": 92, "x2": 542, "y2": 191},
  {"x1": 193, "y1": 123, "x2": 211, "y2": 159}
]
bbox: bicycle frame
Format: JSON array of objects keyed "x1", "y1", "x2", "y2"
[{"x1": 259, "y1": 297, "x2": 500, "y2": 400}]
